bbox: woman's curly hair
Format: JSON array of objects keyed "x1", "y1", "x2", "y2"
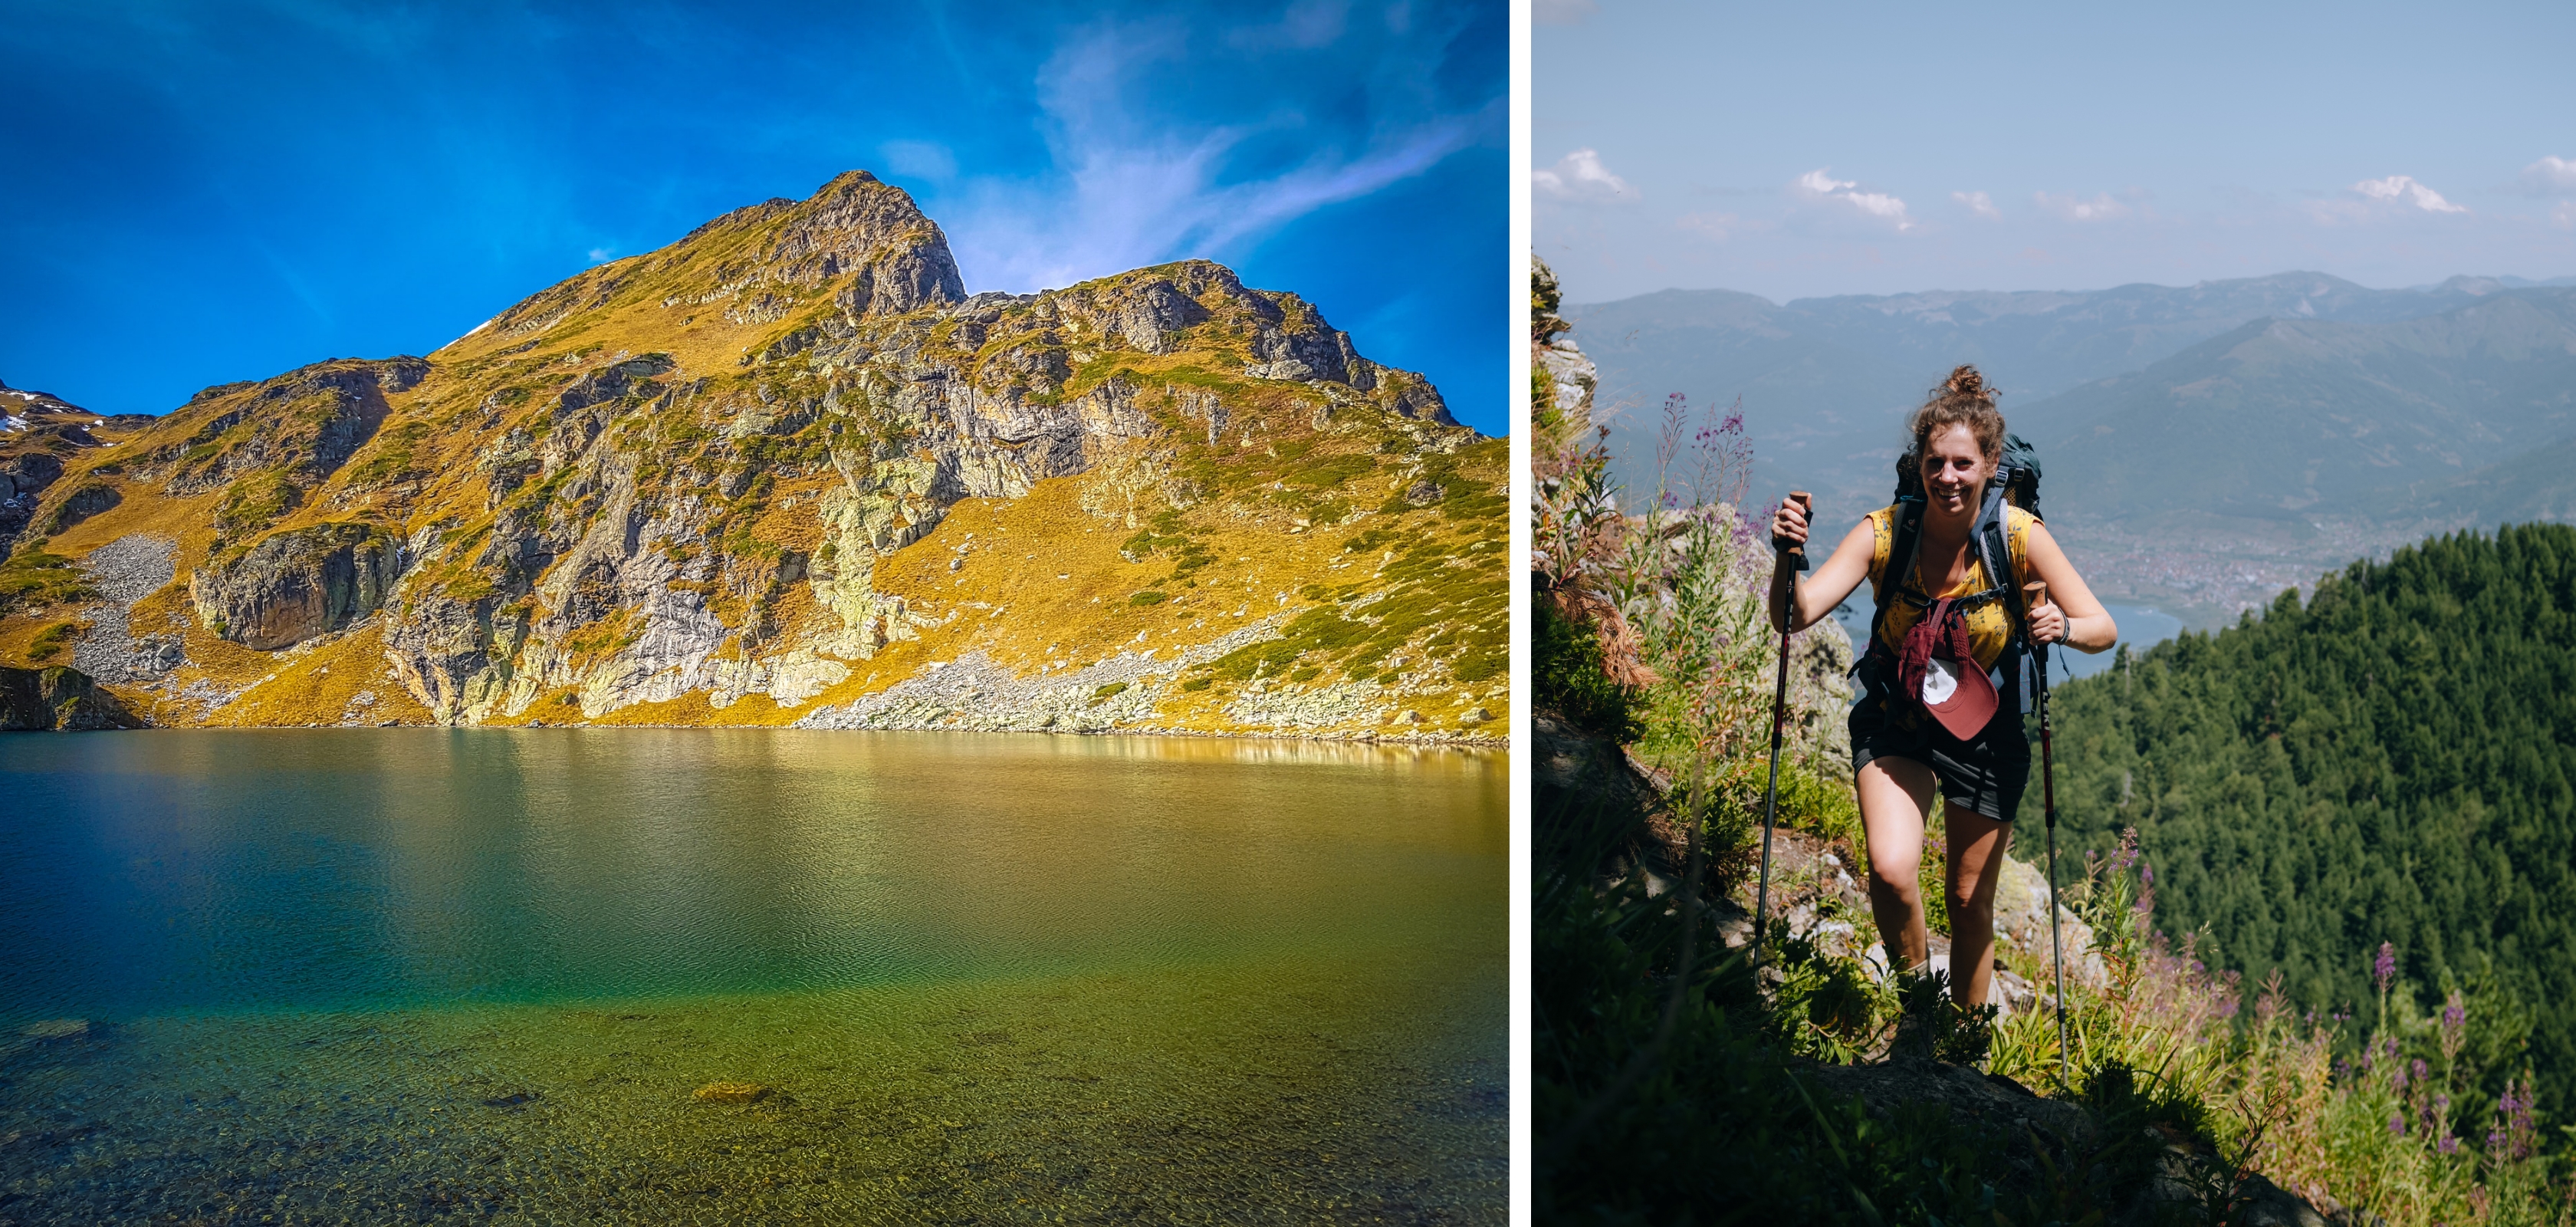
[{"x1": 1894, "y1": 364, "x2": 2006, "y2": 495}]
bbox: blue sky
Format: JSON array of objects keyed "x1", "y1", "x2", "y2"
[
  {"x1": 1536, "y1": 0, "x2": 2576, "y2": 305},
  {"x1": 0, "y1": 0, "x2": 1506, "y2": 433}
]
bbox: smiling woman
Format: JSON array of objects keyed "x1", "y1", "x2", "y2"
[{"x1": 0, "y1": 0, "x2": 1506, "y2": 432}]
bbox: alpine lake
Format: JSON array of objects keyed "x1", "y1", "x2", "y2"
[{"x1": 0, "y1": 729, "x2": 1505, "y2": 1224}]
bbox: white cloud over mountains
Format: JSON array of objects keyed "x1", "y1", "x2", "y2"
[
  {"x1": 1792, "y1": 169, "x2": 1912, "y2": 230},
  {"x1": 1533, "y1": 148, "x2": 1632, "y2": 202},
  {"x1": 2351, "y1": 175, "x2": 2467, "y2": 213}
]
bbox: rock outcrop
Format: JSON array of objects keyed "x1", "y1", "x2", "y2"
[
  {"x1": 0, "y1": 664, "x2": 145, "y2": 730},
  {"x1": 2, "y1": 171, "x2": 1505, "y2": 739},
  {"x1": 1531, "y1": 255, "x2": 1595, "y2": 453},
  {"x1": 1, "y1": 382, "x2": 153, "y2": 556},
  {"x1": 191, "y1": 522, "x2": 403, "y2": 650}
]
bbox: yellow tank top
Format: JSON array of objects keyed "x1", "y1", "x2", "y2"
[{"x1": 1864, "y1": 503, "x2": 2036, "y2": 673}]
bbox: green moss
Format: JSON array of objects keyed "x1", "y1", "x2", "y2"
[
  {"x1": 1129, "y1": 590, "x2": 1168, "y2": 607},
  {"x1": 1449, "y1": 643, "x2": 1506, "y2": 684},
  {"x1": 0, "y1": 550, "x2": 98, "y2": 615},
  {"x1": 444, "y1": 568, "x2": 499, "y2": 604},
  {"x1": 26, "y1": 620, "x2": 78, "y2": 662},
  {"x1": 215, "y1": 473, "x2": 303, "y2": 538},
  {"x1": 353, "y1": 420, "x2": 441, "y2": 487},
  {"x1": 1341, "y1": 528, "x2": 1399, "y2": 554},
  {"x1": 1180, "y1": 677, "x2": 1213, "y2": 692},
  {"x1": 1089, "y1": 681, "x2": 1129, "y2": 703}
]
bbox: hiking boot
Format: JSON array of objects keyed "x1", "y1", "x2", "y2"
[{"x1": 1888, "y1": 969, "x2": 1946, "y2": 1061}]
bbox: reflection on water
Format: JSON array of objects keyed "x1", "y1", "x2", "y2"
[{"x1": 0, "y1": 730, "x2": 1505, "y2": 1222}]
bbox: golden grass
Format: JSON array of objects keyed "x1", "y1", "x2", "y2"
[
  {"x1": 11, "y1": 180, "x2": 1506, "y2": 739},
  {"x1": 199, "y1": 623, "x2": 434, "y2": 728}
]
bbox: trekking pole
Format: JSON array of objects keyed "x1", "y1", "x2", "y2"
[
  {"x1": 1753, "y1": 492, "x2": 1811, "y2": 969},
  {"x1": 2025, "y1": 580, "x2": 2071, "y2": 1081}
]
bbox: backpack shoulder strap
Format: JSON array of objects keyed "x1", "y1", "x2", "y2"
[
  {"x1": 1976, "y1": 478, "x2": 2031, "y2": 692},
  {"x1": 1867, "y1": 497, "x2": 1924, "y2": 656}
]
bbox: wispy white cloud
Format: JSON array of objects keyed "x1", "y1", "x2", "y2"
[
  {"x1": 1533, "y1": 148, "x2": 1633, "y2": 202},
  {"x1": 586, "y1": 246, "x2": 615, "y2": 263},
  {"x1": 1227, "y1": 0, "x2": 1348, "y2": 49},
  {"x1": 879, "y1": 140, "x2": 958, "y2": 184},
  {"x1": 2351, "y1": 174, "x2": 2467, "y2": 213},
  {"x1": 2032, "y1": 191, "x2": 2130, "y2": 222},
  {"x1": 2516, "y1": 156, "x2": 2576, "y2": 196},
  {"x1": 1952, "y1": 189, "x2": 2000, "y2": 219},
  {"x1": 937, "y1": 19, "x2": 1488, "y2": 292},
  {"x1": 1675, "y1": 211, "x2": 1739, "y2": 240},
  {"x1": 2555, "y1": 200, "x2": 2576, "y2": 231},
  {"x1": 1792, "y1": 168, "x2": 1913, "y2": 230}
]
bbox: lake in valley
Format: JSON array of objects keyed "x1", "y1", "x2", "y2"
[{"x1": 0, "y1": 729, "x2": 1506, "y2": 1224}]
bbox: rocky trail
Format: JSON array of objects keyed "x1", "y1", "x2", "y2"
[{"x1": 1536, "y1": 706, "x2": 2336, "y2": 1225}]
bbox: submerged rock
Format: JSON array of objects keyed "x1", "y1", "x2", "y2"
[{"x1": 693, "y1": 1081, "x2": 770, "y2": 1104}]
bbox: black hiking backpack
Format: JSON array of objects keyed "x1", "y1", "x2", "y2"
[{"x1": 1863, "y1": 433, "x2": 2046, "y2": 705}]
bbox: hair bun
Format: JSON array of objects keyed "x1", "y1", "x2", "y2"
[{"x1": 1946, "y1": 365, "x2": 1985, "y2": 399}]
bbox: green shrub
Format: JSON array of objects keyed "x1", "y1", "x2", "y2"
[
  {"x1": 0, "y1": 549, "x2": 96, "y2": 615},
  {"x1": 1534, "y1": 600, "x2": 1637, "y2": 742},
  {"x1": 26, "y1": 620, "x2": 79, "y2": 662}
]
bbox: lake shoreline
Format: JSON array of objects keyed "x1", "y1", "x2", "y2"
[
  {"x1": 27, "y1": 719, "x2": 1509, "y2": 748},
  {"x1": 2, "y1": 727, "x2": 1506, "y2": 1222}
]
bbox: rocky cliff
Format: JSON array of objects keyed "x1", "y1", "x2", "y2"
[
  {"x1": 0, "y1": 664, "x2": 143, "y2": 731},
  {"x1": 0, "y1": 171, "x2": 1503, "y2": 740}
]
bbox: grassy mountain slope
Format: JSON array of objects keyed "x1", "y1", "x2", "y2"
[
  {"x1": 2037, "y1": 524, "x2": 2576, "y2": 1107},
  {"x1": 2339, "y1": 432, "x2": 2576, "y2": 529},
  {"x1": 0, "y1": 171, "x2": 1504, "y2": 740},
  {"x1": 2028, "y1": 289, "x2": 2576, "y2": 526}
]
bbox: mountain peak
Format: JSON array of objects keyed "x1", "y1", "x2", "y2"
[
  {"x1": 750, "y1": 169, "x2": 965, "y2": 312},
  {"x1": 466, "y1": 169, "x2": 964, "y2": 348}
]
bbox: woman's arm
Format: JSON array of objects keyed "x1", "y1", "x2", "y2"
[
  {"x1": 2020, "y1": 519, "x2": 2118, "y2": 653},
  {"x1": 1766, "y1": 502, "x2": 1875, "y2": 633}
]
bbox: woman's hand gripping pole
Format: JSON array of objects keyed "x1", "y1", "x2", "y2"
[
  {"x1": 1753, "y1": 492, "x2": 1811, "y2": 968},
  {"x1": 2026, "y1": 579, "x2": 2071, "y2": 1081}
]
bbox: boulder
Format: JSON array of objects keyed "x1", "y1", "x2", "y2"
[
  {"x1": 0, "y1": 665, "x2": 146, "y2": 731},
  {"x1": 38, "y1": 481, "x2": 119, "y2": 535},
  {"x1": 191, "y1": 521, "x2": 404, "y2": 650}
]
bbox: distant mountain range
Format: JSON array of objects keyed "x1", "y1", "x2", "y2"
[
  {"x1": 2025, "y1": 289, "x2": 2576, "y2": 526},
  {"x1": 1563, "y1": 272, "x2": 2576, "y2": 523},
  {"x1": 1556, "y1": 268, "x2": 2576, "y2": 518}
]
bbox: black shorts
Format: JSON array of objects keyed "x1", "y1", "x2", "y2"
[{"x1": 1848, "y1": 677, "x2": 2030, "y2": 823}]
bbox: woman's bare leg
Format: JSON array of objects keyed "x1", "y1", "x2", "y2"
[
  {"x1": 1857, "y1": 756, "x2": 1937, "y2": 973},
  {"x1": 1944, "y1": 802, "x2": 2013, "y2": 1011}
]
